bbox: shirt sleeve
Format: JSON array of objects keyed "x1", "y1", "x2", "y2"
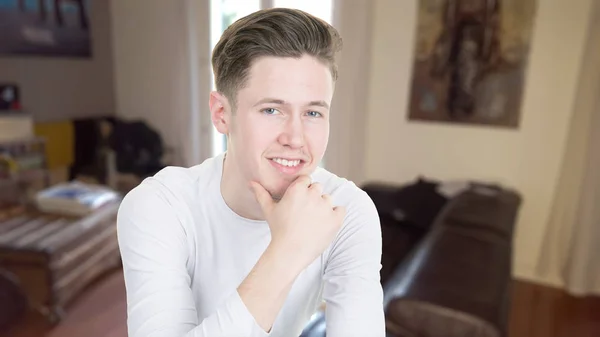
[
  {"x1": 116, "y1": 179, "x2": 269, "y2": 337},
  {"x1": 322, "y1": 188, "x2": 386, "y2": 337}
]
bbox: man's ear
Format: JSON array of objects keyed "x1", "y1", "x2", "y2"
[{"x1": 209, "y1": 91, "x2": 231, "y2": 135}]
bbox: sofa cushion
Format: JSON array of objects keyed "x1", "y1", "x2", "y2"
[{"x1": 362, "y1": 178, "x2": 448, "y2": 231}]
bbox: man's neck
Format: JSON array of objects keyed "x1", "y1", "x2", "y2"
[{"x1": 220, "y1": 153, "x2": 265, "y2": 221}]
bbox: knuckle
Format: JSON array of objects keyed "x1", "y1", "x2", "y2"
[
  {"x1": 309, "y1": 183, "x2": 322, "y2": 193},
  {"x1": 292, "y1": 176, "x2": 309, "y2": 189}
]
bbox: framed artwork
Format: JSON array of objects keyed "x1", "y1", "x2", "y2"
[
  {"x1": 407, "y1": 0, "x2": 537, "y2": 128},
  {"x1": 0, "y1": 0, "x2": 92, "y2": 58}
]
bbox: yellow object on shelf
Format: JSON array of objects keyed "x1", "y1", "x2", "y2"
[{"x1": 34, "y1": 121, "x2": 75, "y2": 169}]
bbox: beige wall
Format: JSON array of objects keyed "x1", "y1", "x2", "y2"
[
  {"x1": 0, "y1": 0, "x2": 115, "y2": 121},
  {"x1": 110, "y1": 0, "x2": 213, "y2": 167},
  {"x1": 365, "y1": 0, "x2": 594, "y2": 282},
  {"x1": 110, "y1": 0, "x2": 187, "y2": 163}
]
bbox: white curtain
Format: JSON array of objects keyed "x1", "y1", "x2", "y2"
[{"x1": 537, "y1": 1, "x2": 600, "y2": 296}]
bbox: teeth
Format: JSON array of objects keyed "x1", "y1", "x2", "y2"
[{"x1": 272, "y1": 158, "x2": 301, "y2": 167}]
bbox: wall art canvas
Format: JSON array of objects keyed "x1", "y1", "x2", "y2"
[
  {"x1": 407, "y1": 0, "x2": 537, "y2": 128},
  {"x1": 0, "y1": 0, "x2": 92, "y2": 57}
]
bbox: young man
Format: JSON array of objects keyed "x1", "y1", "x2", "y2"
[{"x1": 116, "y1": 8, "x2": 385, "y2": 337}]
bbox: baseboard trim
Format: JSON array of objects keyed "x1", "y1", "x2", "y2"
[
  {"x1": 513, "y1": 272, "x2": 565, "y2": 290},
  {"x1": 513, "y1": 263, "x2": 600, "y2": 296}
]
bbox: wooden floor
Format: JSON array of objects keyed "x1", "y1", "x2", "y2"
[
  {"x1": 508, "y1": 280, "x2": 600, "y2": 337},
  {"x1": 5, "y1": 269, "x2": 600, "y2": 337},
  {"x1": 6, "y1": 268, "x2": 127, "y2": 337}
]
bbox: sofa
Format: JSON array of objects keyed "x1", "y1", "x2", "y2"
[{"x1": 300, "y1": 178, "x2": 522, "y2": 337}]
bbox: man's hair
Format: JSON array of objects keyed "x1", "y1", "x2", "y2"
[{"x1": 211, "y1": 8, "x2": 343, "y2": 110}]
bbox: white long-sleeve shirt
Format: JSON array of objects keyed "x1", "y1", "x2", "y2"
[{"x1": 116, "y1": 152, "x2": 385, "y2": 337}]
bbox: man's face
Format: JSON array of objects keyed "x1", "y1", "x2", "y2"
[{"x1": 212, "y1": 55, "x2": 333, "y2": 200}]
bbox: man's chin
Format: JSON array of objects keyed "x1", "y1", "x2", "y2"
[
  {"x1": 263, "y1": 181, "x2": 292, "y2": 202},
  {"x1": 261, "y1": 169, "x2": 314, "y2": 201},
  {"x1": 268, "y1": 186, "x2": 288, "y2": 202}
]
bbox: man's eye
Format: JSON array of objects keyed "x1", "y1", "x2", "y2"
[
  {"x1": 307, "y1": 111, "x2": 322, "y2": 118},
  {"x1": 262, "y1": 108, "x2": 279, "y2": 115}
]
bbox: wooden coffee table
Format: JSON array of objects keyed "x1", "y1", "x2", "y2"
[{"x1": 0, "y1": 202, "x2": 121, "y2": 324}]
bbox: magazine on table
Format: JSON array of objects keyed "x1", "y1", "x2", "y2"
[{"x1": 35, "y1": 181, "x2": 121, "y2": 216}]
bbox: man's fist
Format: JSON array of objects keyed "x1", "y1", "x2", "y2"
[{"x1": 250, "y1": 176, "x2": 346, "y2": 271}]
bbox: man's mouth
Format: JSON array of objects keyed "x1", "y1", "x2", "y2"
[
  {"x1": 268, "y1": 157, "x2": 307, "y2": 174},
  {"x1": 270, "y1": 157, "x2": 302, "y2": 167}
]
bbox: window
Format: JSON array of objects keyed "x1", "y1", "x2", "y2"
[
  {"x1": 273, "y1": 0, "x2": 333, "y2": 24},
  {"x1": 210, "y1": 0, "x2": 260, "y2": 157},
  {"x1": 209, "y1": 0, "x2": 333, "y2": 157}
]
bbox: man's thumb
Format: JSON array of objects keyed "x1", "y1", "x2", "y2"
[{"x1": 249, "y1": 181, "x2": 273, "y2": 212}]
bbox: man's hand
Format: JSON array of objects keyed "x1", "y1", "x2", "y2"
[
  {"x1": 250, "y1": 175, "x2": 346, "y2": 272},
  {"x1": 237, "y1": 176, "x2": 346, "y2": 333}
]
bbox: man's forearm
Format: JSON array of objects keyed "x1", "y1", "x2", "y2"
[{"x1": 237, "y1": 242, "x2": 302, "y2": 332}]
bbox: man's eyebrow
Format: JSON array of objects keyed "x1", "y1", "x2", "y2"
[
  {"x1": 253, "y1": 98, "x2": 287, "y2": 107},
  {"x1": 252, "y1": 98, "x2": 329, "y2": 109},
  {"x1": 308, "y1": 100, "x2": 330, "y2": 109}
]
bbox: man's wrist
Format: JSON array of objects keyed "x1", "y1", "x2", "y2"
[
  {"x1": 264, "y1": 240, "x2": 305, "y2": 282},
  {"x1": 237, "y1": 241, "x2": 301, "y2": 333}
]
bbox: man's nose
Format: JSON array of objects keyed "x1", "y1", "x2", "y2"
[{"x1": 277, "y1": 115, "x2": 305, "y2": 149}]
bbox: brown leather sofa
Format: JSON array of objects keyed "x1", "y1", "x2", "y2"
[{"x1": 301, "y1": 178, "x2": 522, "y2": 337}]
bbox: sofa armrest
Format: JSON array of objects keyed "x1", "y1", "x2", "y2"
[{"x1": 382, "y1": 188, "x2": 520, "y2": 337}]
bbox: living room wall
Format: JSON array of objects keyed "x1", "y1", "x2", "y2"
[
  {"x1": 109, "y1": 0, "x2": 212, "y2": 167},
  {"x1": 0, "y1": 0, "x2": 115, "y2": 121},
  {"x1": 364, "y1": 0, "x2": 595, "y2": 283}
]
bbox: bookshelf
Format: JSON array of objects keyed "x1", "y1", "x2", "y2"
[{"x1": 0, "y1": 137, "x2": 51, "y2": 204}]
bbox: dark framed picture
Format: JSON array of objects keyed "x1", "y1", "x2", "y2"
[
  {"x1": 407, "y1": 0, "x2": 538, "y2": 128},
  {"x1": 0, "y1": 0, "x2": 92, "y2": 58}
]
